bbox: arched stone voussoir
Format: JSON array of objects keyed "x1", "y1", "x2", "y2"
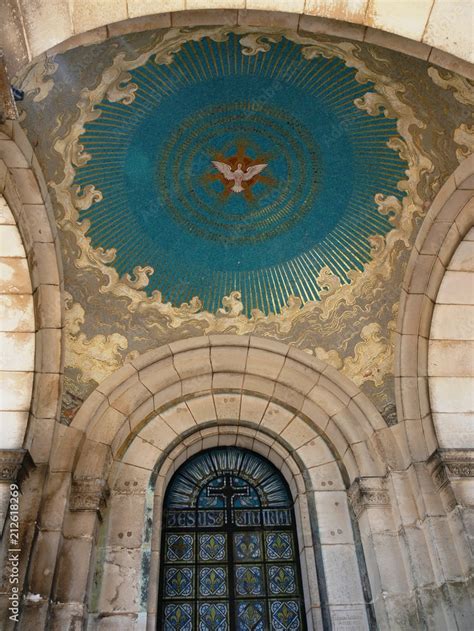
[
  {"x1": 145, "y1": 420, "x2": 337, "y2": 506},
  {"x1": 113, "y1": 401, "x2": 380, "y2": 492},
  {"x1": 70, "y1": 336, "x2": 390, "y2": 483},
  {"x1": 210, "y1": 344, "x2": 249, "y2": 375},
  {"x1": 74, "y1": 438, "x2": 113, "y2": 480},
  {"x1": 0, "y1": 121, "x2": 63, "y2": 480},
  {"x1": 396, "y1": 157, "x2": 474, "y2": 460},
  {"x1": 306, "y1": 383, "x2": 349, "y2": 419},
  {"x1": 95, "y1": 362, "x2": 138, "y2": 399}
]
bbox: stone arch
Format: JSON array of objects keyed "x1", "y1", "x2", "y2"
[
  {"x1": 0, "y1": 120, "x2": 63, "y2": 628},
  {"x1": 0, "y1": 121, "x2": 64, "y2": 464},
  {"x1": 395, "y1": 155, "x2": 474, "y2": 464},
  {"x1": 0, "y1": 192, "x2": 34, "y2": 526},
  {"x1": 98, "y1": 424, "x2": 371, "y2": 631},
  {"x1": 26, "y1": 335, "x2": 407, "y2": 629},
  {"x1": 428, "y1": 228, "x2": 474, "y2": 450},
  {"x1": 2, "y1": 4, "x2": 473, "y2": 77},
  {"x1": 71, "y1": 335, "x2": 395, "y2": 480}
]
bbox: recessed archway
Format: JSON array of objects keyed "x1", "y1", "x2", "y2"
[
  {"x1": 24, "y1": 335, "x2": 400, "y2": 629},
  {"x1": 18, "y1": 334, "x2": 473, "y2": 629}
]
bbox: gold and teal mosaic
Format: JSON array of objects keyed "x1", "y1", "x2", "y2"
[
  {"x1": 18, "y1": 23, "x2": 471, "y2": 424},
  {"x1": 159, "y1": 447, "x2": 306, "y2": 630},
  {"x1": 73, "y1": 33, "x2": 406, "y2": 315}
]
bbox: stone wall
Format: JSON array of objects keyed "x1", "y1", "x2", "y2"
[
  {"x1": 10, "y1": 334, "x2": 474, "y2": 630},
  {"x1": 429, "y1": 228, "x2": 474, "y2": 450},
  {"x1": 0, "y1": 121, "x2": 63, "y2": 628},
  {"x1": 0, "y1": 3, "x2": 473, "y2": 79},
  {"x1": 0, "y1": 12, "x2": 472, "y2": 629},
  {"x1": 0, "y1": 192, "x2": 33, "y2": 527}
]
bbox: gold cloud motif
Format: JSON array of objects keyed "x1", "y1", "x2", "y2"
[
  {"x1": 428, "y1": 67, "x2": 474, "y2": 163},
  {"x1": 15, "y1": 26, "x2": 470, "y2": 420},
  {"x1": 47, "y1": 28, "x2": 433, "y2": 392},
  {"x1": 65, "y1": 293, "x2": 129, "y2": 385},
  {"x1": 15, "y1": 54, "x2": 58, "y2": 102},
  {"x1": 454, "y1": 124, "x2": 474, "y2": 163}
]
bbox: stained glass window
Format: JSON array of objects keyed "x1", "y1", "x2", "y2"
[{"x1": 158, "y1": 447, "x2": 307, "y2": 630}]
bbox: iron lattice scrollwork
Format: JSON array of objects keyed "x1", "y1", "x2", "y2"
[{"x1": 158, "y1": 447, "x2": 307, "y2": 630}]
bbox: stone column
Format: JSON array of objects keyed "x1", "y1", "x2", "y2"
[
  {"x1": 312, "y1": 483, "x2": 372, "y2": 630},
  {"x1": 427, "y1": 447, "x2": 474, "y2": 624},
  {"x1": 0, "y1": 449, "x2": 33, "y2": 525},
  {"x1": 348, "y1": 476, "x2": 412, "y2": 629},
  {"x1": 0, "y1": 449, "x2": 34, "y2": 631},
  {"x1": 48, "y1": 477, "x2": 109, "y2": 629},
  {"x1": 46, "y1": 439, "x2": 111, "y2": 627},
  {"x1": 17, "y1": 423, "x2": 80, "y2": 626}
]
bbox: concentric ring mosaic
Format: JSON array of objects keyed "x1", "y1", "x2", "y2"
[
  {"x1": 157, "y1": 103, "x2": 319, "y2": 245},
  {"x1": 74, "y1": 33, "x2": 408, "y2": 314}
]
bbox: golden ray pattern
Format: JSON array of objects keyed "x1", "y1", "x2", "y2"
[{"x1": 29, "y1": 26, "x2": 459, "y2": 412}]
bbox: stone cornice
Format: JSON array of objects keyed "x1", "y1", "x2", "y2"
[
  {"x1": 427, "y1": 449, "x2": 474, "y2": 488},
  {"x1": 348, "y1": 476, "x2": 391, "y2": 519},
  {"x1": 427, "y1": 449, "x2": 474, "y2": 512}
]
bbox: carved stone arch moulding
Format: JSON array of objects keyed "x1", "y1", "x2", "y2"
[
  {"x1": 0, "y1": 121, "x2": 63, "y2": 513},
  {"x1": 395, "y1": 155, "x2": 474, "y2": 467},
  {"x1": 0, "y1": 121, "x2": 63, "y2": 631},
  {"x1": 70, "y1": 334, "x2": 395, "y2": 481},
  {"x1": 96, "y1": 423, "x2": 374, "y2": 631},
  {"x1": 51, "y1": 334, "x2": 397, "y2": 630}
]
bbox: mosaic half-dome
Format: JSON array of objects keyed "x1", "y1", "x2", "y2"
[{"x1": 75, "y1": 33, "x2": 407, "y2": 314}]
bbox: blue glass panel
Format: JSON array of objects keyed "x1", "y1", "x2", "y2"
[
  {"x1": 234, "y1": 532, "x2": 262, "y2": 561},
  {"x1": 199, "y1": 534, "x2": 226, "y2": 562},
  {"x1": 231, "y1": 476, "x2": 260, "y2": 507},
  {"x1": 236, "y1": 601, "x2": 266, "y2": 631},
  {"x1": 198, "y1": 477, "x2": 226, "y2": 508},
  {"x1": 161, "y1": 448, "x2": 305, "y2": 630},
  {"x1": 270, "y1": 600, "x2": 301, "y2": 630},
  {"x1": 198, "y1": 475, "x2": 260, "y2": 509},
  {"x1": 265, "y1": 532, "x2": 293, "y2": 560},
  {"x1": 235, "y1": 565, "x2": 265, "y2": 596},
  {"x1": 199, "y1": 567, "x2": 227, "y2": 597},
  {"x1": 166, "y1": 534, "x2": 194, "y2": 562},
  {"x1": 268, "y1": 566, "x2": 297, "y2": 595},
  {"x1": 164, "y1": 603, "x2": 193, "y2": 631},
  {"x1": 233, "y1": 509, "x2": 261, "y2": 527},
  {"x1": 165, "y1": 567, "x2": 194, "y2": 598},
  {"x1": 198, "y1": 602, "x2": 229, "y2": 630},
  {"x1": 166, "y1": 448, "x2": 292, "y2": 508}
]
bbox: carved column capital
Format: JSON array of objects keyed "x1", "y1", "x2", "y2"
[
  {"x1": 348, "y1": 477, "x2": 390, "y2": 519},
  {"x1": 0, "y1": 449, "x2": 34, "y2": 484},
  {"x1": 427, "y1": 449, "x2": 474, "y2": 511},
  {"x1": 69, "y1": 477, "x2": 109, "y2": 514}
]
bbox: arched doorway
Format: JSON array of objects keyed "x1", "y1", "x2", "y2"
[{"x1": 158, "y1": 446, "x2": 307, "y2": 630}]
